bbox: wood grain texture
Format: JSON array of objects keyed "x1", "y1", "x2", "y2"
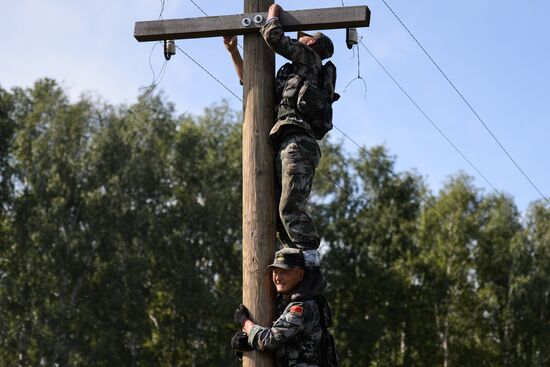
[
  {"x1": 134, "y1": 6, "x2": 371, "y2": 42},
  {"x1": 242, "y1": 1, "x2": 276, "y2": 366}
]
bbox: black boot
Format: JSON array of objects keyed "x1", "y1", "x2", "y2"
[{"x1": 292, "y1": 267, "x2": 326, "y2": 301}]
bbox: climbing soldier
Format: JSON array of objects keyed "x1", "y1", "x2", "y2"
[
  {"x1": 224, "y1": 3, "x2": 339, "y2": 297},
  {"x1": 231, "y1": 248, "x2": 338, "y2": 366}
]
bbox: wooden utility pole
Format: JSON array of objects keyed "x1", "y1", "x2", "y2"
[
  {"x1": 241, "y1": 0, "x2": 276, "y2": 366},
  {"x1": 134, "y1": 4, "x2": 369, "y2": 367},
  {"x1": 243, "y1": 0, "x2": 277, "y2": 367}
]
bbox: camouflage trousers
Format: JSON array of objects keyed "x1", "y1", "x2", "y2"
[{"x1": 275, "y1": 132, "x2": 321, "y2": 251}]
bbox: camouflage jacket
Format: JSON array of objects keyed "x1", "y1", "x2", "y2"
[
  {"x1": 248, "y1": 295, "x2": 323, "y2": 367},
  {"x1": 260, "y1": 19, "x2": 322, "y2": 142}
]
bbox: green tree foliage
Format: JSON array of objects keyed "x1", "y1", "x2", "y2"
[
  {"x1": 0, "y1": 80, "x2": 242, "y2": 366},
  {"x1": 0, "y1": 79, "x2": 548, "y2": 366},
  {"x1": 475, "y1": 193, "x2": 522, "y2": 366},
  {"x1": 0, "y1": 86, "x2": 15, "y2": 214},
  {"x1": 506, "y1": 202, "x2": 550, "y2": 366},
  {"x1": 314, "y1": 145, "x2": 425, "y2": 367}
]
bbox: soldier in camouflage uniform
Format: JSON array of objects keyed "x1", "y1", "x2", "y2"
[
  {"x1": 231, "y1": 248, "x2": 338, "y2": 366},
  {"x1": 224, "y1": 3, "x2": 335, "y2": 296},
  {"x1": 260, "y1": 4, "x2": 333, "y2": 257}
]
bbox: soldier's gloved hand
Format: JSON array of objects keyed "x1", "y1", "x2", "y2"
[
  {"x1": 302, "y1": 249, "x2": 320, "y2": 268},
  {"x1": 233, "y1": 304, "x2": 250, "y2": 327},
  {"x1": 231, "y1": 331, "x2": 254, "y2": 352}
]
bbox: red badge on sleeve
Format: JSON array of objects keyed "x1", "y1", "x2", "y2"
[{"x1": 290, "y1": 305, "x2": 303, "y2": 316}]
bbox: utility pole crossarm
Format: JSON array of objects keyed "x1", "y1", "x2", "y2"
[{"x1": 134, "y1": 6, "x2": 371, "y2": 42}]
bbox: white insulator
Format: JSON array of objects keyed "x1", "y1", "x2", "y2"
[
  {"x1": 346, "y1": 28, "x2": 358, "y2": 49},
  {"x1": 165, "y1": 40, "x2": 176, "y2": 56}
]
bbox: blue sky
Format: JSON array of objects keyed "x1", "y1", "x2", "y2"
[{"x1": 1, "y1": 0, "x2": 548, "y2": 213}]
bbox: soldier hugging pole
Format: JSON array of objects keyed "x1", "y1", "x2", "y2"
[{"x1": 242, "y1": 0, "x2": 276, "y2": 366}]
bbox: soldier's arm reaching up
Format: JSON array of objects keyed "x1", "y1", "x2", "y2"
[
  {"x1": 223, "y1": 35, "x2": 243, "y2": 83},
  {"x1": 261, "y1": 4, "x2": 320, "y2": 67}
]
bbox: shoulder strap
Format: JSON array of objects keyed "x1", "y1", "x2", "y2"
[
  {"x1": 314, "y1": 294, "x2": 333, "y2": 328},
  {"x1": 314, "y1": 296, "x2": 326, "y2": 328},
  {"x1": 320, "y1": 61, "x2": 339, "y2": 102}
]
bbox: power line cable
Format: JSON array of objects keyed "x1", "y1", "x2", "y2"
[
  {"x1": 187, "y1": 0, "x2": 244, "y2": 51},
  {"x1": 339, "y1": 33, "x2": 534, "y2": 292},
  {"x1": 343, "y1": 0, "x2": 543, "y2": 223},
  {"x1": 175, "y1": 45, "x2": 242, "y2": 102},
  {"x1": 140, "y1": 42, "x2": 168, "y2": 97},
  {"x1": 141, "y1": 1, "x2": 168, "y2": 95},
  {"x1": 335, "y1": 35, "x2": 525, "y2": 232},
  {"x1": 134, "y1": 1, "x2": 169, "y2": 114},
  {"x1": 358, "y1": 38, "x2": 542, "y2": 246},
  {"x1": 188, "y1": 0, "x2": 208, "y2": 16},
  {"x1": 331, "y1": 124, "x2": 459, "y2": 228},
  {"x1": 358, "y1": 38, "x2": 545, "y2": 257},
  {"x1": 359, "y1": 40, "x2": 519, "y2": 211},
  {"x1": 341, "y1": 28, "x2": 537, "y2": 230},
  {"x1": 379, "y1": 0, "x2": 548, "y2": 204},
  {"x1": 343, "y1": 42, "x2": 368, "y2": 101},
  {"x1": 158, "y1": 0, "x2": 166, "y2": 20}
]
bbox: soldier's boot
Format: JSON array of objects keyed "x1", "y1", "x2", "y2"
[
  {"x1": 293, "y1": 250, "x2": 326, "y2": 300},
  {"x1": 302, "y1": 249, "x2": 320, "y2": 268}
]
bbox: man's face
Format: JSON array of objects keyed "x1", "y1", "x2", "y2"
[
  {"x1": 272, "y1": 267, "x2": 304, "y2": 295},
  {"x1": 297, "y1": 32, "x2": 316, "y2": 47}
]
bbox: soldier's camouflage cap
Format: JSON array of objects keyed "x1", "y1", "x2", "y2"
[
  {"x1": 267, "y1": 248, "x2": 305, "y2": 270},
  {"x1": 298, "y1": 31, "x2": 334, "y2": 59}
]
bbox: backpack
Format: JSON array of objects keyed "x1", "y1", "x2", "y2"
[
  {"x1": 275, "y1": 62, "x2": 340, "y2": 140},
  {"x1": 297, "y1": 61, "x2": 340, "y2": 140}
]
